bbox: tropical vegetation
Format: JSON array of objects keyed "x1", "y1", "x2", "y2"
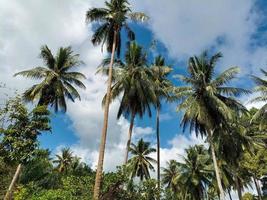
[{"x1": 0, "y1": 0, "x2": 267, "y2": 200}]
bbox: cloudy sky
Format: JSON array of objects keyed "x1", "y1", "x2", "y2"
[{"x1": 1, "y1": 0, "x2": 267, "y2": 198}]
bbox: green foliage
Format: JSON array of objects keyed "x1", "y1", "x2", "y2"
[
  {"x1": 53, "y1": 148, "x2": 75, "y2": 173},
  {"x1": 20, "y1": 149, "x2": 61, "y2": 189},
  {"x1": 251, "y1": 69, "x2": 267, "y2": 130},
  {"x1": 242, "y1": 147, "x2": 267, "y2": 179},
  {"x1": 176, "y1": 145, "x2": 214, "y2": 200},
  {"x1": 128, "y1": 138, "x2": 156, "y2": 181},
  {"x1": 99, "y1": 42, "x2": 157, "y2": 119},
  {"x1": 86, "y1": 0, "x2": 148, "y2": 57},
  {"x1": 0, "y1": 96, "x2": 51, "y2": 164},
  {"x1": 0, "y1": 156, "x2": 16, "y2": 199},
  {"x1": 161, "y1": 160, "x2": 179, "y2": 193},
  {"x1": 242, "y1": 192, "x2": 256, "y2": 200},
  {"x1": 14, "y1": 46, "x2": 86, "y2": 112},
  {"x1": 175, "y1": 51, "x2": 249, "y2": 136},
  {"x1": 151, "y1": 55, "x2": 174, "y2": 105}
]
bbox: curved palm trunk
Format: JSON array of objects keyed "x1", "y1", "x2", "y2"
[
  {"x1": 253, "y1": 175, "x2": 262, "y2": 200},
  {"x1": 124, "y1": 112, "x2": 135, "y2": 164},
  {"x1": 93, "y1": 30, "x2": 118, "y2": 200},
  {"x1": 227, "y1": 188, "x2": 233, "y2": 200},
  {"x1": 156, "y1": 104, "x2": 160, "y2": 200},
  {"x1": 208, "y1": 130, "x2": 225, "y2": 200},
  {"x1": 235, "y1": 177, "x2": 242, "y2": 200},
  {"x1": 4, "y1": 164, "x2": 22, "y2": 200}
]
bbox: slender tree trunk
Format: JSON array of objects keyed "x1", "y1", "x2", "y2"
[
  {"x1": 235, "y1": 177, "x2": 242, "y2": 200},
  {"x1": 253, "y1": 175, "x2": 262, "y2": 200},
  {"x1": 156, "y1": 104, "x2": 161, "y2": 200},
  {"x1": 93, "y1": 30, "x2": 118, "y2": 200},
  {"x1": 4, "y1": 164, "x2": 22, "y2": 200},
  {"x1": 208, "y1": 130, "x2": 225, "y2": 200},
  {"x1": 227, "y1": 188, "x2": 233, "y2": 200},
  {"x1": 197, "y1": 186, "x2": 202, "y2": 200},
  {"x1": 124, "y1": 112, "x2": 135, "y2": 164}
]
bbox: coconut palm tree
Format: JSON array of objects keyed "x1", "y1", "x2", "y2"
[
  {"x1": 99, "y1": 42, "x2": 157, "y2": 164},
  {"x1": 14, "y1": 45, "x2": 86, "y2": 112},
  {"x1": 215, "y1": 110, "x2": 267, "y2": 200},
  {"x1": 151, "y1": 55, "x2": 173, "y2": 190},
  {"x1": 128, "y1": 138, "x2": 156, "y2": 181},
  {"x1": 53, "y1": 148, "x2": 74, "y2": 173},
  {"x1": 86, "y1": 1, "x2": 148, "y2": 198},
  {"x1": 251, "y1": 69, "x2": 267, "y2": 130},
  {"x1": 176, "y1": 145, "x2": 214, "y2": 200},
  {"x1": 175, "y1": 51, "x2": 249, "y2": 200},
  {"x1": 161, "y1": 160, "x2": 179, "y2": 193}
]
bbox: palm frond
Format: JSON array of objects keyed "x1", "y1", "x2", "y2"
[
  {"x1": 14, "y1": 67, "x2": 50, "y2": 79},
  {"x1": 128, "y1": 12, "x2": 149, "y2": 22},
  {"x1": 211, "y1": 67, "x2": 240, "y2": 87},
  {"x1": 85, "y1": 8, "x2": 108, "y2": 23}
]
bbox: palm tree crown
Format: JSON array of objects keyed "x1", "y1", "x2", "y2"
[
  {"x1": 251, "y1": 69, "x2": 267, "y2": 129},
  {"x1": 176, "y1": 145, "x2": 213, "y2": 200},
  {"x1": 175, "y1": 51, "x2": 249, "y2": 136},
  {"x1": 53, "y1": 148, "x2": 74, "y2": 173},
  {"x1": 151, "y1": 55, "x2": 173, "y2": 105},
  {"x1": 128, "y1": 138, "x2": 156, "y2": 181},
  {"x1": 104, "y1": 42, "x2": 156, "y2": 119},
  {"x1": 161, "y1": 160, "x2": 180, "y2": 193},
  {"x1": 86, "y1": 0, "x2": 148, "y2": 57},
  {"x1": 14, "y1": 45, "x2": 86, "y2": 112}
]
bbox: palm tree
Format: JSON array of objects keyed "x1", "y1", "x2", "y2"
[
  {"x1": 251, "y1": 69, "x2": 267, "y2": 130},
  {"x1": 99, "y1": 42, "x2": 156, "y2": 164},
  {"x1": 14, "y1": 45, "x2": 86, "y2": 112},
  {"x1": 53, "y1": 148, "x2": 74, "y2": 173},
  {"x1": 85, "y1": 1, "x2": 148, "y2": 198},
  {"x1": 175, "y1": 51, "x2": 249, "y2": 200},
  {"x1": 151, "y1": 55, "x2": 173, "y2": 190},
  {"x1": 161, "y1": 160, "x2": 179, "y2": 193},
  {"x1": 215, "y1": 110, "x2": 266, "y2": 200},
  {"x1": 176, "y1": 145, "x2": 213, "y2": 200},
  {"x1": 128, "y1": 138, "x2": 156, "y2": 181}
]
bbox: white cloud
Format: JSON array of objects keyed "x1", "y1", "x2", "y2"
[
  {"x1": 158, "y1": 134, "x2": 206, "y2": 167},
  {"x1": 134, "y1": 126, "x2": 154, "y2": 136},
  {"x1": 133, "y1": 0, "x2": 267, "y2": 75},
  {"x1": 159, "y1": 112, "x2": 173, "y2": 121}
]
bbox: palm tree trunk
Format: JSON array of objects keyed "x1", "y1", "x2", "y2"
[
  {"x1": 156, "y1": 103, "x2": 160, "y2": 200},
  {"x1": 4, "y1": 163, "x2": 22, "y2": 200},
  {"x1": 124, "y1": 112, "x2": 135, "y2": 164},
  {"x1": 235, "y1": 177, "x2": 242, "y2": 200},
  {"x1": 93, "y1": 30, "x2": 118, "y2": 200},
  {"x1": 227, "y1": 188, "x2": 233, "y2": 200},
  {"x1": 208, "y1": 130, "x2": 225, "y2": 200},
  {"x1": 253, "y1": 175, "x2": 262, "y2": 200}
]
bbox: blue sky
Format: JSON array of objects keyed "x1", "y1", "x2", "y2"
[{"x1": 1, "y1": 0, "x2": 267, "y2": 179}]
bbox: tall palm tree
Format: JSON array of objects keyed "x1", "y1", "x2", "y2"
[
  {"x1": 14, "y1": 45, "x2": 86, "y2": 112},
  {"x1": 99, "y1": 42, "x2": 156, "y2": 164},
  {"x1": 176, "y1": 145, "x2": 213, "y2": 200},
  {"x1": 151, "y1": 55, "x2": 173, "y2": 190},
  {"x1": 53, "y1": 148, "x2": 74, "y2": 173},
  {"x1": 85, "y1": 1, "x2": 148, "y2": 198},
  {"x1": 161, "y1": 160, "x2": 179, "y2": 193},
  {"x1": 251, "y1": 69, "x2": 267, "y2": 130},
  {"x1": 128, "y1": 138, "x2": 156, "y2": 181},
  {"x1": 175, "y1": 51, "x2": 249, "y2": 200}
]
